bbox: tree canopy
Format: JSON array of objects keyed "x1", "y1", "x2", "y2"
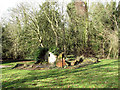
[{"x1": 1, "y1": 1, "x2": 119, "y2": 60}]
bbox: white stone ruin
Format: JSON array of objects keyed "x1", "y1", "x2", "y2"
[{"x1": 45, "y1": 51, "x2": 57, "y2": 64}]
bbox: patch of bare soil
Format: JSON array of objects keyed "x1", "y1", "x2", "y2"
[
  {"x1": 11, "y1": 63, "x2": 57, "y2": 70},
  {"x1": 0, "y1": 65, "x2": 11, "y2": 68},
  {"x1": 18, "y1": 61, "x2": 35, "y2": 63},
  {"x1": 11, "y1": 61, "x2": 100, "y2": 70},
  {"x1": 11, "y1": 57, "x2": 100, "y2": 70}
]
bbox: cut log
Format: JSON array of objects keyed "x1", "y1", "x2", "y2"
[{"x1": 11, "y1": 64, "x2": 24, "y2": 69}]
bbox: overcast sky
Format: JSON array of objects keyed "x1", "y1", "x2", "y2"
[{"x1": 0, "y1": 0, "x2": 119, "y2": 19}]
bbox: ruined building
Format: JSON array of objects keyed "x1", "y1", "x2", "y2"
[{"x1": 74, "y1": 0, "x2": 88, "y2": 16}]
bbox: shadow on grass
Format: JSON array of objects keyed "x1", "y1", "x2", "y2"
[
  {"x1": 2, "y1": 68, "x2": 86, "y2": 88},
  {"x1": 90, "y1": 60, "x2": 118, "y2": 69},
  {"x1": 2, "y1": 73, "x2": 118, "y2": 88},
  {"x1": 2, "y1": 66, "x2": 118, "y2": 88},
  {"x1": 2, "y1": 59, "x2": 118, "y2": 89},
  {"x1": 4, "y1": 88, "x2": 115, "y2": 90},
  {"x1": 1, "y1": 59, "x2": 34, "y2": 64}
]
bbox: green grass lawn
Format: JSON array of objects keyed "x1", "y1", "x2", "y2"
[{"x1": 1, "y1": 59, "x2": 118, "y2": 89}]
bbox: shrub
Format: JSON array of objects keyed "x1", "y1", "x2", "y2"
[
  {"x1": 34, "y1": 47, "x2": 49, "y2": 64},
  {"x1": 49, "y1": 46, "x2": 60, "y2": 56}
]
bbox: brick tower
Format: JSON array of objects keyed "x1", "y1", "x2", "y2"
[{"x1": 74, "y1": 0, "x2": 88, "y2": 16}]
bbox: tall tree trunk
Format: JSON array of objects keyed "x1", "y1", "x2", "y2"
[
  {"x1": 102, "y1": 40, "x2": 105, "y2": 58},
  {"x1": 63, "y1": 23, "x2": 66, "y2": 57},
  {"x1": 107, "y1": 46, "x2": 112, "y2": 59},
  {"x1": 55, "y1": 35, "x2": 58, "y2": 47}
]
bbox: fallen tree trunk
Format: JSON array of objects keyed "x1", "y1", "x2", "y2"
[{"x1": 65, "y1": 59, "x2": 100, "y2": 69}]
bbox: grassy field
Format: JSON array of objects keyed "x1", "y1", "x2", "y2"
[{"x1": 1, "y1": 59, "x2": 118, "y2": 89}]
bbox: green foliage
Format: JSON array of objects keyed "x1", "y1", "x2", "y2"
[
  {"x1": 34, "y1": 47, "x2": 48, "y2": 62},
  {"x1": 2, "y1": 26, "x2": 13, "y2": 59},
  {"x1": 1, "y1": 1, "x2": 119, "y2": 60},
  {"x1": 49, "y1": 46, "x2": 60, "y2": 56},
  {"x1": 67, "y1": 2, "x2": 76, "y2": 21}
]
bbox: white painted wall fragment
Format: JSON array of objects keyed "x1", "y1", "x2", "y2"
[{"x1": 48, "y1": 52, "x2": 57, "y2": 64}]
